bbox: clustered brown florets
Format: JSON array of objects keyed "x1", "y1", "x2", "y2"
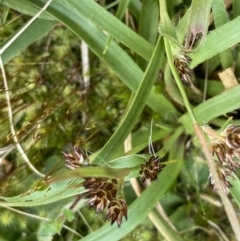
[
  {"x1": 173, "y1": 54, "x2": 194, "y2": 87},
  {"x1": 139, "y1": 156, "x2": 165, "y2": 182},
  {"x1": 62, "y1": 147, "x2": 88, "y2": 169},
  {"x1": 63, "y1": 147, "x2": 127, "y2": 227},
  {"x1": 208, "y1": 124, "x2": 240, "y2": 193}
]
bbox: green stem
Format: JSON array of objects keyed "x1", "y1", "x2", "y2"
[
  {"x1": 160, "y1": 1, "x2": 240, "y2": 239},
  {"x1": 164, "y1": 40, "x2": 197, "y2": 123}
]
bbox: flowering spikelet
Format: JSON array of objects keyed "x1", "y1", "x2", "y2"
[
  {"x1": 209, "y1": 165, "x2": 234, "y2": 193},
  {"x1": 62, "y1": 149, "x2": 128, "y2": 226},
  {"x1": 84, "y1": 178, "x2": 118, "y2": 212},
  {"x1": 105, "y1": 197, "x2": 128, "y2": 227},
  {"x1": 173, "y1": 54, "x2": 194, "y2": 86},
  {"x1": 211, "y1": 141, "x2": 240, "y2": 172},
  {"x1": 62, "y1": 147, "x2": 88, "y2": 169},
  {"x1": 225, "y1": 124, "x2": 240, "y2": 150},
  {"x1": 139, "y1": 156, "x2": 165, "y2": 182},
  {"x1": 206, "y1": 124, "x2": 240, "y2": 192}
]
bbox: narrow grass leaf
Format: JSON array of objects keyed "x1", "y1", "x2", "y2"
[
  {"x1": 128, "y1": 0, "x2": 142, "y2": 21},
  {"x1": 3, "y1": 0, "x2": 54, "y2": 20},
  {"x1": 1, "y1": 19, "x2": 56, "y2": 65},
  {"x1": 0, "y1": 179, "x2": 86, "y2": 207},
  {"x1": 233, "y1": 0, "x2": 240, "y2": 18},
  {"x1": 94, "y1": 37, "x2": 165, "y2": 164},
  {"x1": 230, "y1": 174, "x2": 240, "y2": 209},
  {"x1": 137, "y1": 0, "x2": 159, "y2": 69}
]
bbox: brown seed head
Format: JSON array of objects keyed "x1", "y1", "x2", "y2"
[
  {"x1": 86, "y1": 189, "x2": 109, "y2": 212},
  {"x1": 83, "y1": 177, "x2": 108, "y2": 190},
  {"x1": 62, "y1": 147, "x2": 88, "y2": 169},
  {"x1": 211, "y1": 141, "x2": 240, "y2": 172},
  {"x1": 84, "y1": 178, "x2": 118, "y2": 213},
  {"x1": 139, "y1": 156, "x2": 165, "y2": 182},
  {"x1": 173, "y1": 54, "x2": 194, "y2": 86},
  {"x1": 225, "y1": 124, "x2": 240, "y2": 149},
  {"x1": 209, "y1": 166, "x2": 234, "y2": 193},
  {"x1": 105, "y1": 198, "x2": 128, "y2": 227}
]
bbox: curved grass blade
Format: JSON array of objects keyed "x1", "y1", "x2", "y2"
[
  {"x1": 1, "y1": 19, "x2": 57, "y2": 65},
  {"x1": 22, "y1": 0, "x2": 176, "y2": 115},
  {"x1": 190, "y1": 17, "x2": 240, "y2": 67},
  {"x1": 94, "y1": 36, "x2": 165, "y2": 164}
]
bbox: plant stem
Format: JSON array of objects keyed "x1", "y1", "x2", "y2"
[
  {"x1": 161, "y1": 2, "x2": 240, "y2": 237},
  {"x1": 164, "y1": 37, "x2": 240, "y2": 240},
  {"x1": 0, "y1": 57, "x2": 45, "y2": 178}
]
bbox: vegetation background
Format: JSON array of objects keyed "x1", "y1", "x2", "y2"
[{"x1": 0, "y1": 0, "x2": 240, "y2": 240}]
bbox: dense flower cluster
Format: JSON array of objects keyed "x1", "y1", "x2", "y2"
[
  {"x1": 105, "y1": 198, "x2": 128, "y2": 227},
  {"x1": 139, "y1": 156, "x2": 165, "y2": 182},
  {"x1": 63, "y1": 147, "x2": 127, "y2": 227},
  {"x1": 62, "y1": 147, "x2": 88, "y2": 169},
  {"x1": 208, "y1": 124, "x2": 240, "y2": 192},
  {"x1": 173, "y1": 54, "x2": 194, "y2": 87}
]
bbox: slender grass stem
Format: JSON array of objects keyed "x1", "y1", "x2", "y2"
[
  {"x1": 0, "y1": 56, "x2": 45, "y2": 178},
  {"x1": 161, "y1": 2, "x2": 240, "y2": 238},
  {"x1": 0, "y1": 0, "x2": 54, "y2": 178},
  {"x1": 164, "y1": 35, "x2": 240, "y2": 241}
]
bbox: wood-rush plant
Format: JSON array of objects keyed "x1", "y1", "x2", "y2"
[{"x1": 1, "y1": 0, "x2": 240, "y2": 240}]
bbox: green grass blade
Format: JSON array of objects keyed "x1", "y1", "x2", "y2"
[
  {"x1": 212, "y1": 0, "x2": 233, "y2": 68},
  {"x1": 116, "y1": 0, "x2": 131, "y2": 19},
  {"x1": 190, "y1": 17, "x2": 240, "y2": 67},
  {"x1": 233, "y1": 0, "x2": 240, "y2": 18},
  {"x1": 137, "y1": 0, "x2": 159, "y2": 69},
  {"x1": 62, "y1": 0, "x2": 153, "y2": 61},
  {"x1": 0, "y1": 179, "x2": 85, "y2": 207},
  {"x1": 129, "y1": 0, "x2": 141, "y2": 21},
  {"x1": 2, "y1": 0, "x2": 54, "y2": 20},
  {"x1": 94, "y1": 36, "x2": 165, "y2": 164},
  {"x1": 1, "y1": 19, "x2": 56, "y2": 64},
  {"x1": 4, "y1": 0, "x2": 153, "y2": 60},
  {"x1": 230, "y1": 174, "x2": 240, "y2": 209}
]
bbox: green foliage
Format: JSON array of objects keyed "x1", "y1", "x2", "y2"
[{"x1": 0, "y1": 0, "x2": 240, "y2": 240}]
